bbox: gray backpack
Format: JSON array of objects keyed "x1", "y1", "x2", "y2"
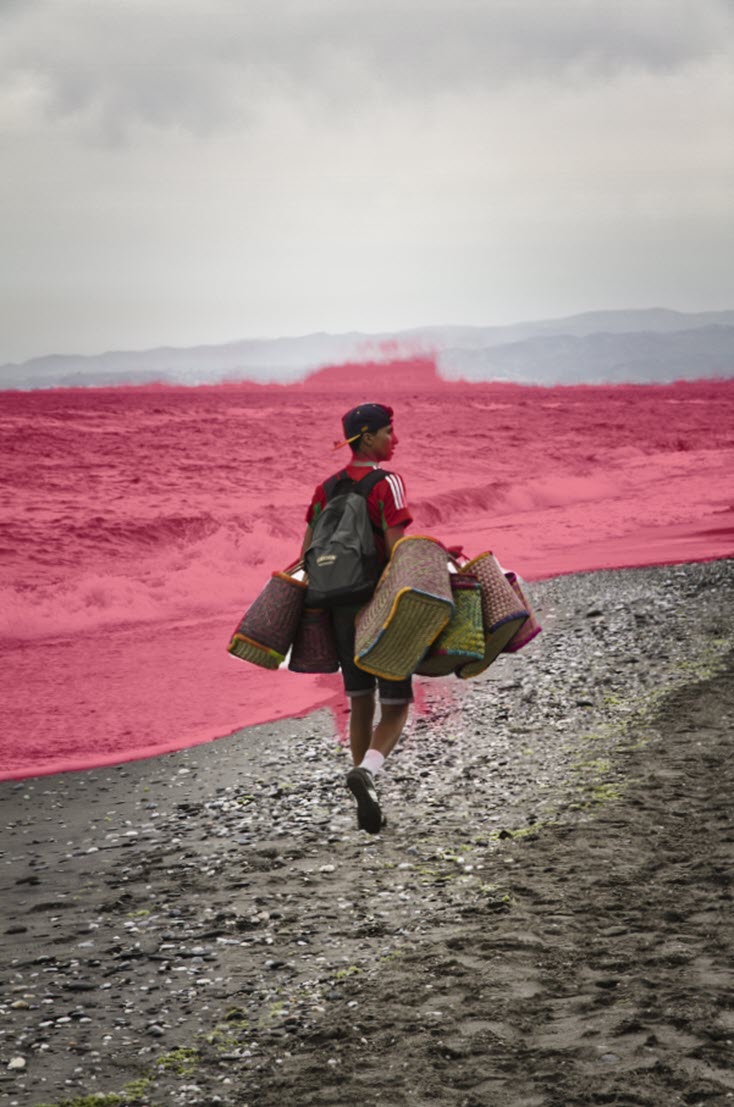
[{"x1": 305, "y1": 469, "x2": 389, "y2": 607}]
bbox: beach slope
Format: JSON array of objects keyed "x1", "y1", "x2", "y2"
[{"x1": 1, "y1": 559, "x2": 733, "y2": 1106}]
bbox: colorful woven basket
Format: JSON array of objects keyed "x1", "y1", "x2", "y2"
[
  {"x1": 502, "y1": 572, "x2": 542, "y2": 653},
  {"x1": 355, "y1": 535, "x2": 454, "y2": 681},
  {"x1": 456, "y1": 552, "x2": 529, "y2": 680},
  {"x1": 228, "y1": 566, "x2": 307, "y2": 670},
  {"x1": 416, "y1": 575, "x2": 485, "y2": 677},
  {"x1": 288, "y1": 608, "x2": 340, "y2": 673}
]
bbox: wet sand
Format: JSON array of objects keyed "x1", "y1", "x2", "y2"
[{"x1": 1, "y1": 559, "x2": 733, "y2": 1107}]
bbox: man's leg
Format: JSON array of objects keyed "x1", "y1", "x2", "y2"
[
  {"x1": 349, "y1": 692, "x2": 376, "y2": 765},
  {"x1": 330, "y1": 607, "x2": 376, "y2": 764},
  {"x1": 331, "y1": 606, "x2": 411, "y2": 833},
  {"x1": 347, "y1": 692, "x2": 409, "y2": 765},
  {"x1": 370, "y1": 702, "x2": 410, "y2": 758},
  {"x1": 352, "y1": 699, "x2": 410, "y2": 783},
  {"x1": 329, "y1": 607, "x2": 381, "y2": 831},
  {"x1": 347, "y1": 683, "x2": 412, "y2": 834}
]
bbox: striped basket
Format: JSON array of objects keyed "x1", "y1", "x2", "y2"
[
  {"x1": 288, "y1": 608, "x2": 340, "y2": 673},
  {"x1": 457, "y1": 552, "x2": 529, "y2": 680},
  {"x1": 416, "y1": 575, "x2": 485, "y2": 677},
  {"x1": 355, "y1": 535, "x2": 454, "y2": 681},
  {"x1": 502, "y1": 572, "x2": 542, "y2": 653},
  {"x1": 228, "y1": 565, "x2": 307, "y2": 670}
]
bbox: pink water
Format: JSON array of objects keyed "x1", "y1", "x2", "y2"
[{"x1": 1, "y1": 359, "x2": 733, "y2": 780}]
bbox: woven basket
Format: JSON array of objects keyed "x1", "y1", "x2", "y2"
[
  {"x1": 456, "y1": 552, "x2": 529, "y2": 680},
  {"x1": 502, "y1": 572, "x2": 542, "y2": 653},
  {"x1": 288, "y1": 608, "x2": 340, "y2": 673},
  {"x1": 355, "y1": 535, "x2": 454, "y2": 681},
  {"x1": 416, "y1": 575, "x2": 485, "y2": 677},
  {"x1": 228, "y1": 566, "x2": 307, "y2": 670}
]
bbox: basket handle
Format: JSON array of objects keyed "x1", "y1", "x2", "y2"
[
  {"x1": 282, "y1": 558, "x2": 308, "y2": 583},
  {"x1": 437, "y1": 543, "x2": 470, "y2": 572}
]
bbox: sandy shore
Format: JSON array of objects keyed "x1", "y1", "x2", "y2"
[{"x1": 1, "y1": 559, "x2": 733, "y2": 1107}]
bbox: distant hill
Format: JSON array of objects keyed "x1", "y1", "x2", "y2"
[
  {"x1": 437, "y1": 324, "x2": 734, "y2": 384},
  {"x1": 2, "y1": 308, "x2": 733, "y2": 390}
]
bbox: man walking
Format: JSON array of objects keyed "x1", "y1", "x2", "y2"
[{"x1": 302, "y1": 403, "x2": 413, "y2": 833}]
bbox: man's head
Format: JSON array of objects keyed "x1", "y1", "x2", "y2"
[{"x1": 340, "y1": 402, "x2": 397, "y2": 462}]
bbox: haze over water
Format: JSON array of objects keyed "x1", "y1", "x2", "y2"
[{"x1": 1, "y1": 358, "x2": 733, "y2": 780}]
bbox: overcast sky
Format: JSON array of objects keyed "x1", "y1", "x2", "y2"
[{"x1": 1, "y1": 0, "x2": 733, "y2": 364}]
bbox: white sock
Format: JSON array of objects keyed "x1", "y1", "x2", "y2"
[{"x1": 359, "y1": 749, "x2": 385, "y2": 777}]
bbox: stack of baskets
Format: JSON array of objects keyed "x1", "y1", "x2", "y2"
[
  {"x1": 502, "y1": 571, "x2": 542, "y2": 654},
  {"x1": 228, "y1": 561, "x2": 341, "y2": 674},
  {"x1": 354, "y1": 540, "x2": 540, "y2": 681},
  {"x1": 354, "y1": 536, "x2": 455, "y2": 680},
  {"x1": 288, "y1": 607, "x2": 340, "y2": 673},
  {"x1": 227, "y1": 565, "x2": 307, "y2": 670},
  {"x1": 227, "y1": 542, "x2": 541, "y2": 682},
  {"x1": 454, "y1": 552, "x2": 530, "y2": 679},
  {"x1": 416, "y1": 574, "x2": 485, "y2": 676}
]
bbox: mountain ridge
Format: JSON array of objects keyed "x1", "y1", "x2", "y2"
[{"x1": 2, "y1": 308, "x2": 733, "y2": 389}]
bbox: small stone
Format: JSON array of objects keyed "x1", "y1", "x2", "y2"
[{"x1": 8, "y1": 1056, "x2": 27, "y2": 1071}]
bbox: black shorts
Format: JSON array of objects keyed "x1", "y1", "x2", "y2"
[{"x1": 330, "y1": 605, "x2": 414, "y2": 705}]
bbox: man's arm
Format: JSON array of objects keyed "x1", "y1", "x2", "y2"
[
  {"x1": 385, "y1": 524, "x2": 408, "y2": 559},
  {"x1": 300, "y1": 524, "x2": 313, "y2": 560},
  {"x1": 377, "y1": 470, "x2": 411, "y2": 561}
]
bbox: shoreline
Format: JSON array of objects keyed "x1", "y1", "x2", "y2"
[
  {"x1": 1, "y1": 558, "x2": 733, "y2": 1106},
  {"x1": 3, "y1": 543, "x2": 733, "y2": 784}
]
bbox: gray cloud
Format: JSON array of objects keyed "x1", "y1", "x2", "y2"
[
  {"x1": 2, "y1": 0, "x2": 733, "y2": 139},
  {"x1": 1, "y1": 0, "x2": 732, "y2": 363}
]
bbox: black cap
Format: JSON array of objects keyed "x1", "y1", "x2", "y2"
[{"x1": 339, "y1": 403, "x2": 394, "y2": 448}]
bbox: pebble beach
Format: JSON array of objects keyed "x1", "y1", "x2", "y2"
[{"x1": 2, "y1": 557, "x2": 733, "y2": 1106}]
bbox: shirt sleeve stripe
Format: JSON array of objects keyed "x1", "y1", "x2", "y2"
[{"x1": 386, "y1": 473, "x2": 406, "y2": 511}]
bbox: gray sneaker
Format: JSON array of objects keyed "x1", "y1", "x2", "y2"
[{"x1": 346, "y1": 767, "x2": 384, "y2": 834}]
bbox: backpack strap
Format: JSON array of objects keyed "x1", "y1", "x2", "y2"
[
  {"x1": 352, "y1": 468, "x2": 391, "y2": 498},
  {"x1": 323, "y1": 467, "x2": 391, "y2": 502},
  {"x1": 323, "y1": 469, "x2": 349, "y2": 501}
]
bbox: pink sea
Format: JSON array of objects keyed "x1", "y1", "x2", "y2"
[{"x1": 1, "y1": 358, "x2": 733, "y2": 781}]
